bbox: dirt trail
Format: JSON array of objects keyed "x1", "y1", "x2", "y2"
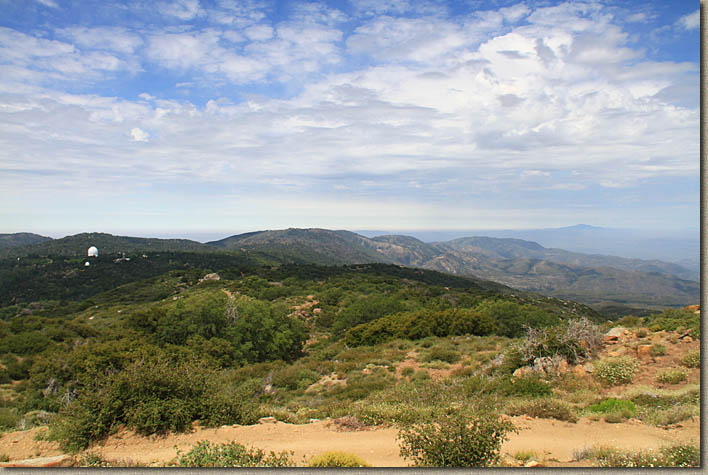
[{"x1": 1, "y1": 416, "x2": 698, "y2": 467}]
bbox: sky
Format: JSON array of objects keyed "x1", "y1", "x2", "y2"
[{"x1": 0, "y1": 0, "x2": 700, "y2": 239}]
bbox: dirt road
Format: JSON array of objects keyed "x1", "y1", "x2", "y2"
[{"x1": 1, "y1": 416, "x2": 698, "y2": 467}]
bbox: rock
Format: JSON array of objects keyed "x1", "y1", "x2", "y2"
[
  {"x1": 513, "y1": 366, "x2": 534, "y2": 378},
  {"x1": 308, "y1": 418, "x2": 320, "y2": 423},
  {"x1": 558, "y1": 359, "x2": 569, "y2": 374},
  {"x1": 573, "y1": 364, "x2": 587, "y2": 377},
  {"x1": 606, "y1": 327, "x2": 627, "y2": 338},
  {"x1": 604, "y1": 335, "x2": 619, "y2": 343},
  {"x1": 258, "y1": 416, "x2": 277, "y2": 424},
  {"x1": 683, "y1": 336, "x2": 693, "y2": 343},
  {"x1": 0, "y1": 455, "x2": 74, "y2": 468},
  {"x1": 199, "y1": 273, "x2": 220, "y2": 282},
  {"x1": 636, "y1": 345, "x2": 652, "y2": 360},
  {"x1": 525, "y1": 460, "x2": 543, "y2": 467},
  {"x1": 582, "y1": 362, "x2": 594, "y2": 373}
]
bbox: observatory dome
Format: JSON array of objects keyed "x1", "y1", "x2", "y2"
[{"x1": 87, "y1": 246, "x2": 98, "y2": 257}]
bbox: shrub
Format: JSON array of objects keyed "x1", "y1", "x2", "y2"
[
  {"x1": 423, "y1": 346, "x2": 460, "y2": 364},
  {"x1": 0, "y1": 453, "x2": 8, "y2": 462},
  {"x1": 0, "y1": 407, "x2": 19, "y2": 431},
  {"x1": 505, "y1": 398, "x2": 578, "y2": 423},
  {"x1": 644, "y1": 406, "x2": 696, "y2": 427},
  {"x1": 596, "y1": 443, "x2": 699, "y2": 468},
  {"x1": 49, "y1": 357, "x2": 260, "y2": 452},
  {"x1": 513, "y1": 450, "x2": 538, "y2": 463},
  {"x1": 176, "y1": 441, "x2": 294, "y2": 467},
  {"x1": 656, "y1": 368, "x2": 688, "y2": 385},
  {"x1": 649, "y1": 344, "x2": 666, "y2": 357},
  {"x1": 636, "y1": 329, "x2": 648, "y2": 338},
  {"x1": 659, "y1": 444, "x2": 700, "y2": 467},
  {"x1": 518, "y1": 318, "x2": 603, "y2": 366},
  {"x1": 308, "y1": 451, "x2": 371, "y2": 467},
  {"x1": 588, "y1": 399, "x2": 636, "y2": 422},
  {"x1": 272, "y1": 366, "x2": 320, "y2": 390},
  {"x1": 397, "y1": 411, "x2": 516, "y2": 467},
  {"x1": 680, "y1": 349, "x2": 700, "y2": 368},
  {"x1": 593, "y1": 357, "x2": 640, "y2": 386},
  {"x1": 496, "y1": 375, "x2": 552, "y2": 398},
  {"x1": 401, "y1": 367, "x2": 414, "y2": 378}
]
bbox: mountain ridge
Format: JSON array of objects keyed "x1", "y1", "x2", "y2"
[{"x1": 1, "y1": 229, "x2": 698, "y2": 309}]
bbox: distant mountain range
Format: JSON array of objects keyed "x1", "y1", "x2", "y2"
[
  {"x1": 357, "y1": 224, "x2": 699, "y2": 264},
  {"x1": 1, "y1": 228, "x2": 699, "y2": 310}
]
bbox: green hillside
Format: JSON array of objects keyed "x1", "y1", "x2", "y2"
[
  {"x1": 0, "y1": 232, "x2": 214, "y2": 258},
  {"x1": 0, "y1": 242, "x2": 698, "y2": 464},
  {"x1": 0, "y1": 233, "x2": 52, "y2": 249}
]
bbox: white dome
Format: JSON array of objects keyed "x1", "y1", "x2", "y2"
[{"x1": 87, "y1": 246, "x2": 98, "y2": 257}]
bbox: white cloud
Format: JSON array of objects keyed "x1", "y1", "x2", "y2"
[
  {"x1": 0, "y1": 27, "x2": 134, "y2": 88},
  {"x1": 159, "y1": 0, "x2": 205, "y2": 20},
  {"x1": 0, "y1": 1, "x2": 699, "y2": 232},
  {"x1": 626, "y1": 12, "x2": 646, "y2": 23},
  {"x1": 677, "y1": 10, "x2": 699, "y2": 30},
  {"x1": 130, "y1": 127, "x2": 150, "y2": 142},
  {"x1": 35, "y1": 0, "x2": 59, "y2": 8},
  {"x1": 243, "y1": 24, "x2": 273, "y2": 41},
  {"x1": 56, "y1": 27, "x2": 143, "y2": 54}
]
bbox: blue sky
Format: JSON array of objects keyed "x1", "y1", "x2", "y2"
[{"x1": 0, "y1": 0, "x2": 699, "y2": 239}]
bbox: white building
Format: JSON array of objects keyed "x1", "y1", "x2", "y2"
[{"x1": 88, "y1": 246, "x2": 98, "y2": 257}]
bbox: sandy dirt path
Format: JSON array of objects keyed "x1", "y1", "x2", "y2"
[{"x1": 1, "y1": 416, "x2": 698, "y2": 467}]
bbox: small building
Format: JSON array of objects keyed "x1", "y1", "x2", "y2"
[
  {"x1": 84, "y1": 261, "x2": 90, "y2": 267},
  {"x1": 88, "y1": 246, "x2": 98, "y2": 257}
]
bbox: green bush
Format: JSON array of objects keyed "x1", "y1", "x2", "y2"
[
  {"x1": 308, "y1": 451, "x2": 371, "y2": 467},
  {"x1": 593, "y1": 357, "x2": 640, "y2": 386},
  {"x1": 519, "y1": 317, "x2": 603, "y2": 366},
  {"x1": 0, "y1": 368, "x2": 10, "y2": 384},
  {"x1": 494, "y1": 375, "x2": 552, "y2": 398},
  {"x1": 596, "y1": 443, "x2": 699, "y2": 468},
  {"x1": 0, "y1": 407, "x2": 19, "y2": 431},
  {"x1": 644, "y1": 406, "x2": 696, "y2": 427},
  {"x1": 398, "y1": 411, "x2": 516, "y2": 467},
  {"x1": 588, "y1": 398, "x2": 636, "y2": 422},
  {"x1": 176, "y1": 441, "x2": 294, "y2": 467},
  {"x1": 659, "y1": 443, "x2": 700, "y2": 467},
  {"x1": 49, "y1": 357, "x2": 260, "y2": 452},
  {"x1": 505, "y1": 398, "x2": 578, "y2": 422},
  {"x1": 423, "y1": 346, "x2": 460, "y2": 364},
  {"x1": 649, "y1": 344, "x2": 666, "y2": 357},
  {"x1": 272, "y1": 366, "x2": 320, "y2": 390},
  {"x1": 401, "y1": 367, "x2": 415, "y2": 378},
  {"x1": 656, "y1": 368, "x2": 688, "y2": 385},
  {"x1": 680, "y1": 349, "x2": 700, "y2": 368},
  {"x1": 645, "y1": 308, "x2": 700, "y2": 338}
]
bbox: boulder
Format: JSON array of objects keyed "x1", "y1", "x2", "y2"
[
  {"x1": 258, "y1": 416, "x2": 277, "y2": 424},
  {"x1": 525, "y1": 460, "x2": 543, "y2": 467},
  {"x1": 512, "y1": 366, "x2": 534, "y2": 378},
  {"x1": 582, "y1": 362, "x2": 594, "y2": 373},
  {"x1": 604, "y1": 327, "x2": 625, "y2": 343},
  {"x1": 200, "y1": 273, "x2": 220, "y2": 281},
  {"x1": 572, "y1": 364, "x2": 587, "y2": 377},
  {"x1": 636, "y1": 345, "x2": 652, "y2": 360}
]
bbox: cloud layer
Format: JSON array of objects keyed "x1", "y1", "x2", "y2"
[{"x1": 0, "y1": 0, "x2": 699, "y2": 234}]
